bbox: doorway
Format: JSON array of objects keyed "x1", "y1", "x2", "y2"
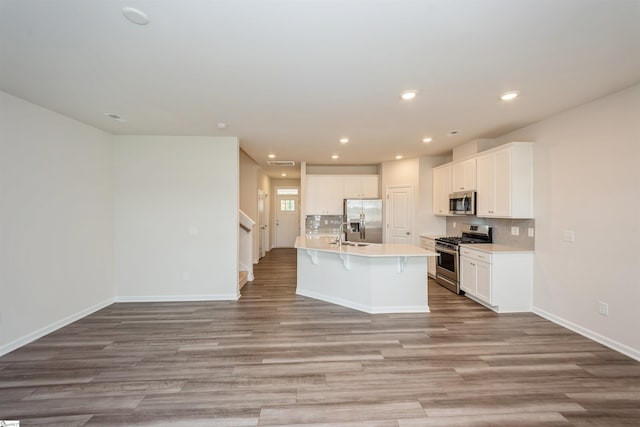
[
  {"x1": 274, "y1": 187, "x2": 300, "y2": 248},
  {"x1": 385, "y1": 185, "x2": 414, "y2": 244},
  {"x1": 258, "y1": 189, "x2": 269, "y2": 258}
]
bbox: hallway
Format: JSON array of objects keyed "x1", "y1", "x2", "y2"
[{"x1": 0, "y1": 249, "x2": 638, "y2": 425}]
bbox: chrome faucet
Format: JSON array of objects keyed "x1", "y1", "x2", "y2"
[{"x1": 337, "y1": 222, "x2": 349, "y2": 247}]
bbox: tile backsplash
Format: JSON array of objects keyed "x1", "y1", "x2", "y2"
[
  {"x1": 305, "y1": 215, "x2": 344, "y2": 234},
  {"x1": 446, "y1": 217, "x2": 535, "y2": 249}
]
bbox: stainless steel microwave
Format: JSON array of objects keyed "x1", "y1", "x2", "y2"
[{"x1": 449, "y1": 191, "x2": 476, "y2": 215}]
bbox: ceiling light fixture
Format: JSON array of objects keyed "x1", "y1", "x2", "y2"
[
  {"x1": 500, "y1": 91, "x2": 520, "y2": 101},
  {"x1": 401, "y1": 90, "x2": 418, "y2": 100},
  {"x1": 395, "y1": 155, "x2": 403, "y2": 160},
  {"x1": 281, "y1": 173, "x2": 287, "y2": 177},
  {"x1": 268, "y1": 154, "x2": 276, "y2": 159},
  {"x1": 122, "y1": 7, "x2": 149, "y2": 25},
  {"x1": 331, "y1": 154, "x2": 339, "y2": 159},
  {"x1": 339, "y1": 137, "x2": 349, "y2": 144},
  {"x1": 422, "y1": 137, "x2": 432, "y2": 143},
  {"x1": 217, "y1": 122, "x2": 227, "y2": 129},
  {"x1": 447, "y1": 130, "x2": 460, "y2": 136}
]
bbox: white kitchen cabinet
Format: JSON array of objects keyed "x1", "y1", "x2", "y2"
[
  {"x1": 360, "y1": 175, "x2": 380, "y2": 198},
  {"x1": 306, "y1": 175, "x2": 344, "y2": 215},
  {"x1": 452, "y1": 158, "x2": 477, "y2": 192},
  {"x1": 432, "y1": 163, "x2": 452, "y2": 216},
  {"x1": 476, "y1": 142, "x2": 533, "y2": 218},
  {"x1": 459, "y1": 246, "x2": 533, "y2": 313},
  {"x1": 419, "y1": 235, "x2": 438, "y2": 278},
  {"x1": 306, "y1": 174, "x2": 379, "y2": 215},
  {"x1": 343, "y1": 175, "x2": 379, "y2": 199}
]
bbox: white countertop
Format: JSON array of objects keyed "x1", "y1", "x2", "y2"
[
  {"x1": 295, "y1": 236, "x2": 438, "y2": 258},
  {"x1": 419, "y1": 234, "x2": 445, "y2": 239},
  {"x1": 459, "y1": 243, "x2": 535, "y2": 254}
]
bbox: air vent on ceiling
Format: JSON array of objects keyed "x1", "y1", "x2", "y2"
[{"x1": 267, "y1": 160, "x2": 296, "y2": 166}]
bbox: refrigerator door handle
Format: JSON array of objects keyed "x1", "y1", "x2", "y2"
[{"x1": 361, "y1": 214, "x2": 365, "y2": 241}]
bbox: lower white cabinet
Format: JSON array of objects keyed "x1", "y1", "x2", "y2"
[
  {"x1": 419, "y1": 236, "x2": 438, "y2": 278},
  {"x1": 460, "y1": 246, "x2": 532, "y2": 313}
]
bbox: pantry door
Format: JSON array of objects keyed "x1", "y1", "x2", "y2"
[{"x1": 386, "y1": 185, "x2": 413, "y2": 244}]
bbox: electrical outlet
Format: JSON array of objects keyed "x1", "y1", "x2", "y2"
[
  {"x1": 563, "y1": 230, "x2": 575, "y2": 242},
  {"x1": 528, "y1": 227, "x2": 535, "y2": 237},
  {"x1": 182, "y1": 271, "x2": 190, "y2": 281},
  {"x1": 511, "y1": 226, "x2": 520, "y2": 236},
  {"x1": 598, "y1": 301, "x2": 609, "y2": 316}
]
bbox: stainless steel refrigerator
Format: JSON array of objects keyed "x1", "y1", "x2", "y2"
[{"x1": 343, "y1": 199, "x2": 383, "y2": 243}]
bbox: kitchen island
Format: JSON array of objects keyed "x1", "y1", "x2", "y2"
[{"x1": 295, "y1": 236, "x2": 438, "y2": 314}]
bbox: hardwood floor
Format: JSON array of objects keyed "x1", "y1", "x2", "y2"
[{"x1": 1, "y1": 248, "x2": 639, "y2": 426}]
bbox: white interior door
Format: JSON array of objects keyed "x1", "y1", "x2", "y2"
[
  {"x1": 258, "y1": 190, "x2": 266, "y2": 258},
  {"x1": 275, "y1": 187, "x2": 300, "y2": 248},
  {"x1": 386, "y1": 185, "x2": 413, "y2": 244}
]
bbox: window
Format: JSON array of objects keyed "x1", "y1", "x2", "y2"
[
  {"x1": 277, "y1": 188, "x2": 299, "y2": 196},
  {"x1": 280, "y1": 199, "x2": 295, "y2": 211}
]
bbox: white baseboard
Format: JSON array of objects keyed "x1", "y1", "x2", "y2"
[
  {"x1": 0, "y1": 297, "x2": 114, "y2": 357},
  {"x1": 296, "y1": 289, "x2": 429, "y2": 314},
  {"x1": 114, "y1": 293, "x2": 240, "y2": 303},
  {"x1": 532, "y1": 306, "x2": 640, "y2": 362}
]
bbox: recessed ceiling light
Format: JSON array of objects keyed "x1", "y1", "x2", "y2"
[
  {"x1": 268, "y1": 154, "x2": 276, "y2": 159},
  {"x1": 395, "y1": 155, "x2": 403, "y2": 160},
  {"x1": 217, "y1": 122, "x2": 227, "y2": 129},
  {"x1": 422, "y1": 137, "x2": 432, "y2": 143},
  {"x1": 331, "y1": 154, "x2": 339, "y2": 159},
  {"x1": 401, "y1": 90, "x2": 418, "y2": 100},
  {"x1": 500, "y1": 91, "x2": 520, "y2": 101},
  {"x1": 339, "y1": 137, "x2": 349, "y2": 144},
  {"x1": 122, "y1": 7, "x2": 149, "y2": 25},
  {"x1": 281, "y1": 173, "x2": 287, "y2": 177}
]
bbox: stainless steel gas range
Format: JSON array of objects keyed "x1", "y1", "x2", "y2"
[{"x1": 435, "y1": 224, "x2": 492, "y2": 294}]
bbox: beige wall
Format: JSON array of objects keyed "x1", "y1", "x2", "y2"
[
  {"x1": 239, "y1": 149, "x2": 259, "y2": 221},
  {"x1": 495, "y1": 84, "x2": 640, "y2": 358}
]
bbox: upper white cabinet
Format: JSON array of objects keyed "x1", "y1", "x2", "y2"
[
  {"x1": 306, "y1": 175, "x2": 344, "y2": 215},
  {"x1": 342, "y1": 175, "x2": 379, "y2": 199},
  {"x1": 306, "y1": 174, "x2": 379, "y2": 215},
  {"x1": 452, "y1": 158, "x2": 477, "y2": 192},
  {"x1": 476, "y1": 142, "x2": 533, "y2": 218},
  {"x1": 432, "y1": 164, "x2": 452, "y2": 216}
]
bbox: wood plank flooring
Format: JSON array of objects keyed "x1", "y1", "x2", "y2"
[{"x1": 1, "y1": 248, "x2": 639, "y2": 426}]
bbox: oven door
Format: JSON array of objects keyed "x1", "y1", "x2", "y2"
[{"x1": 436, "y1": 246, "x2": 458, "y2": 282}]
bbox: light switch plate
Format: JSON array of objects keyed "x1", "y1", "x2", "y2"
[
  {"x1": 528, "y1": 228, "x2": 535, "y2": 237},
  {"x1": 511, "y1": 226, "x2": 520, "y2": 236},
  {"x1": 188, "y1": 225, "x2": 198, "y2": 235},
  {"x1": 453, "y1": 222, "x2": 457, "y2": 228},
  {"x1": 563, "y1": 230, "x2": 575, "y2": 242}
]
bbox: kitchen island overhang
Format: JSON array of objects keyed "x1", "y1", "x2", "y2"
[{"x1": 295, "y1": 236, "x2": 438, "y2": 314}]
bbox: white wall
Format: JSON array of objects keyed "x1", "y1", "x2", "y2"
[
  {"x1": 381, "y1": 158, "x2": 420, "y2": 244},
  {"x1": 418, "y1": 156, "x2": 449, "y2": 235},
  {"x1": 382, "y1": 157, "x2": 448, "y2": 244},
  {"x1": 495, "y1": 84, "x2": 640, "y2": 358},
  {"x1": 114, "y1": 136, "x2": 239, "y2": 300},
  {"x1": 0, "y1": 91, "x2": 114, "y2": 354}
]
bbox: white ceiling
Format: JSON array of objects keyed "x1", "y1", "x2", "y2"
[{"x1": 1, "y1": 0, "x2": 639, "y2": 178}]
